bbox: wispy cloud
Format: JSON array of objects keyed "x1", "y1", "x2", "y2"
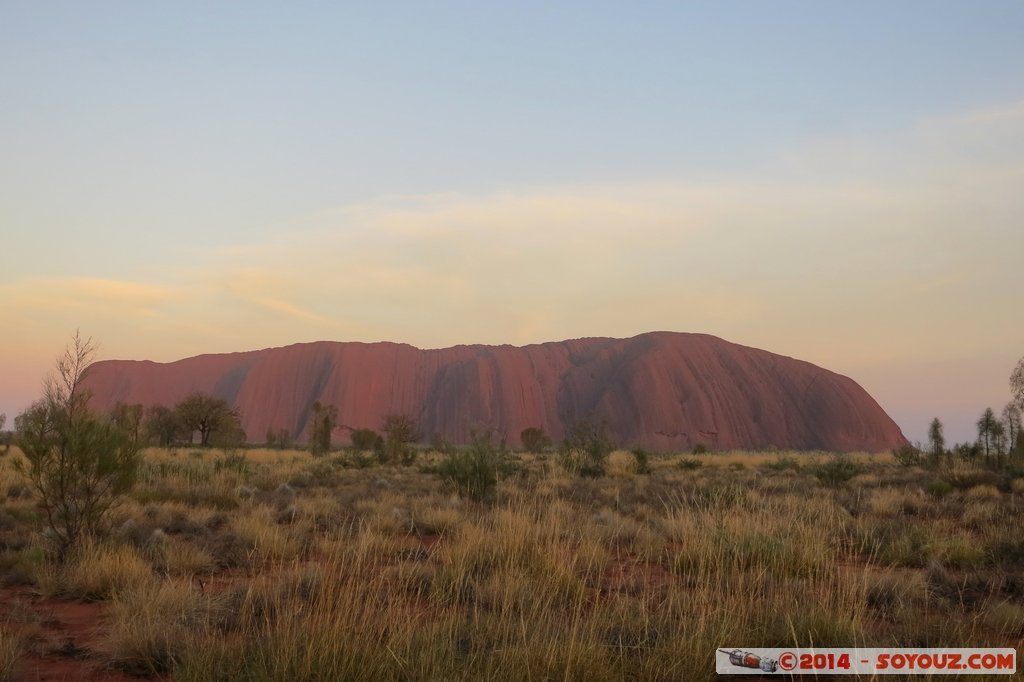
[
  {"x1": 2, "y1": 100, "x2": 1022, "y2": 442},
  {"x1": 0, "y1": 277, "x2": 178, "y2": 316},
  {"x1": 244, "y1": 295, "x2": 346, "y2": 327},
  {"x1": 203, "y1": 100, "x2": 1022, "y2": 355}
]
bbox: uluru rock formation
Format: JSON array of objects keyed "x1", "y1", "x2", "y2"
[{"x1": 81, "y1": 332, "x2": 907, "y2": 452}]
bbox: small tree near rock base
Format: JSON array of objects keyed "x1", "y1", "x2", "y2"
[
  {"x1": 175, "y1": 393, "x2": 238, "y2": 447},
  {"x1": 350, "y1": 428, "x2": 382, "y2": 453},
  {"x1": 560, "y1": 418, "x2": 615, "y2": 477},
  {"x1": 520, "y1": 426, "x2": 551, "y2": 453},
  {"x1": 380, "y1": 414, "x2": 419, "y2": 464},
  {"x1": 266, "y1": 427, "x2": 292, "y2": 450},
  {"x1": 14, "y1": 333, "x2": 141, "y2": 559},
  {"x1": 439, "y1": 427, "x2": 501, "y2": 502},
  {"x1": 308, "y1": 402, "x2": 338, "y2": 457},
  {"x1": 144, "y1": 405, "x2": 181, "y2": 447},
  {"x1": 927, "y1": 418, "x2": 945, "y2": 466}
]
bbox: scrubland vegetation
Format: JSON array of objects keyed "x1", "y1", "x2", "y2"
[
  {"x1": 0, "y1": 339, "x2": 1019, "y2": 679},
  {"x1": 1, "y1": 443, "x2": 1023, "y2": 680}
]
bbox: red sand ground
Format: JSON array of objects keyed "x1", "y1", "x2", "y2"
[{"x1": 1, "y1": 586, "x2": 157, "y2": 682}]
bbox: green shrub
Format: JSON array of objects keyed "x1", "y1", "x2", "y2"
[
  {"x1": 677, "y1": 457, "x2": 703, "y2": 471},
  {"x1": 766, "y1": 455, "x2": 801, "y2": 471},
  {"x1": 437, "y1": 429, "x2": 501, "y2": 502},
  {"x1": 307, "y1": 402, "x2": 337, "y2": 457},
  {"x1": 692, "y1": 443, "x2": 707, "y2": 454},
  {"x1": 954, "y1": 442, "x2": 980, "y2": 460},
  {"x1": 350, "y1": 428, "x2": 381, "y2": 452},
  {"x1": 559, "y1": 419, "x2": 615, "y2": 477},
  {"x1": 631, "y1": 448, "x2": 651, "y2": 474},
  {"x1": 15, "y1": 335, "x2": 141, "y2": 558},
  {"x1": 926, "y1": 480, "x2": 955, "y2": 498},
  {"x1": 520, "y1": 426, "x2": 552, "y2": 453},
  {"x1": 400, "y1": 447, "x2": 418, "y2": 467},
  {"x1": 893, "y1": 444, "x2": 924, "y2": 467},
  {"x1": 380, "y1": 414, "x2": 419, "y2": 464},
  {"x1": 812, "y1": 457, "x2": 860, "y2": 487},
  {"x1": 430, "y1": 432, "x2": 453, "y2": 455},
  {"x1": 265, "y1": 427, "x2": 291, "y2": 449}
]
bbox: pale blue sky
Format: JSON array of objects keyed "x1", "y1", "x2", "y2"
[{"x1": 2, "y1": 2, "x2": 1023, "y2": 444}]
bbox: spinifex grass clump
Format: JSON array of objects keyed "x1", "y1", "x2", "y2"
[{"x1": 0, "y1": 627, "x2": 25, "y2": 682}]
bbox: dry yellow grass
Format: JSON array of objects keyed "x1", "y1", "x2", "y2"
[
  {"x1": 0, "y1": 626, "x2": 25, "y2": 682},
  {"x1": 58, "y1": 540, "x2": 156, "y2": 600},
  {"x1": 1, "y1": 445, "x2": 1022, "y2": 680},
  {"x1": 100, "y1": 579, "x2": 223, "y2": 676},
  {"x1": 966, "y1": 483, "x2": 1003, "y2": 500},
  {"x1": 231, "y1": 507, "x2": 306, "y2": 565}
]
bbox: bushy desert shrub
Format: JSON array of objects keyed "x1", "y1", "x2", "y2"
[
  {"x1": 15, "y1": 335, "x2": 141, "y2": 558},
  {"x1": 631, "y1": 448, "x2": 651, "y2": 474},
  {"x1": 0, "y1": 546, "x2": 46, "y2": 587},
  {"x1": 560, "y1": 419, "x2": 615, "y2": 477},
  {"x1": 429, "y1": 432, "x2": 454, "y2": 455},
  {"x1": 926, "y1": 479, "x2": 955, "y2": 498},
  {"x1": 307, "y1": 402, "x2": 337, "y2": 457},
  {"x1": 893, "y1": 444, "x2": 924, "y2": 467},
  {"x1": 350, "y1": 428, "x2": 382, "y2": 453},
  {"x1": 520, "y1": 426, "x2": 551, "y2": 453},
  {"x1": 380, "y1": 414, "x2": 419, "y2": 464},
  {"x1": 677, "y1": 457, "x2": 703, "y2": 470},
  {"x1": 437, "y1": 429, "x2": 500, "y2": 502},
  {"x1": 766, "y1": 455, "x2": 801, "y2": 471},
  {"x1": 813, "y1": 457, "x2": 860, "y2": 486}
]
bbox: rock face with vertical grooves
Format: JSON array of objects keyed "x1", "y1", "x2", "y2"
[{"x1": 80, "y1": 332, "x2": 907, "y2": 451}]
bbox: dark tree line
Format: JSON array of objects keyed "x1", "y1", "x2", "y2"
[
  {"x1": 113, "y1": 392, "x2": 244, "y2": 448},
  {"x1": 922, "y1": 356, "x2": 1024, "y2": 467},
  {"x1": 259, "y1": 404, "x2": 421, "y2": 460}
]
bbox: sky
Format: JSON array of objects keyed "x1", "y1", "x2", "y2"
[{"x1": 2, "y1": 1, "x2": 1022, "y2": 445}]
